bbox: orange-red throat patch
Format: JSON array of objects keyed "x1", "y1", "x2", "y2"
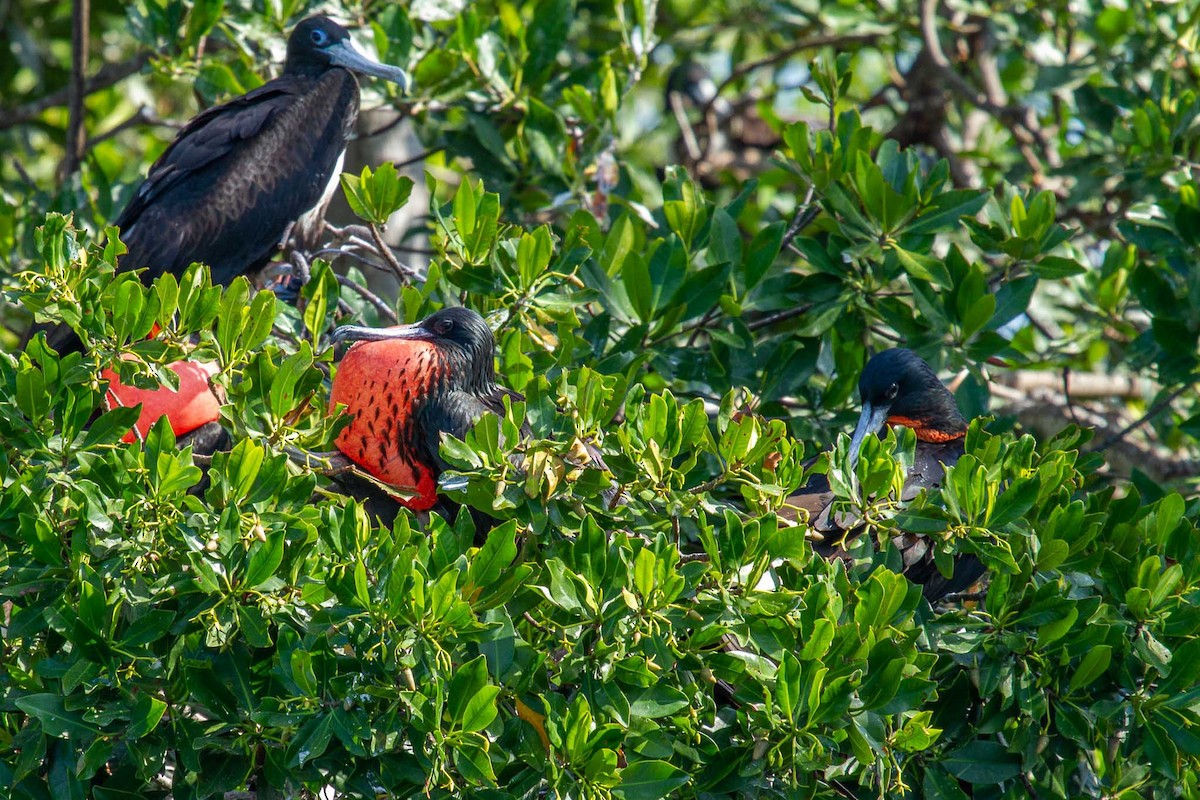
[
  {"x1": 103, "y1": 358, "x2": 221, "y2": 443},
  {"x1": 331, "y1": 337, "x2": 441, "y2": 510},
  {"x1": 886, "y1": 415, "x2": 966, "y2": 443}
]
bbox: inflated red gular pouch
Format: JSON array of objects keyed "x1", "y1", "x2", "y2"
[{"x1": 102, "y1": 358, "x2": 221, "y2": 443}]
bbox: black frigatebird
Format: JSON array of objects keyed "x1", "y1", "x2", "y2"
[
  {"x1": 328, "y1": 307, "x2": 522, "y2": 520},
  {"x1": 787, "y1": 348, "x2": 985, "y2": 602},
  {"x1": 114, "y1": 16, "x2": 410, "y2": 284},
  {"x1": 31, "y1": 15, "x2": 410, "y2": 355}
]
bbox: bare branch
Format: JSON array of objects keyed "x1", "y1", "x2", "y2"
[
  {"x1": 998, "y1": 370, "x2": 1155, "y2": 400},
  {"x1": 780, "y1": 185, "x2": 818, "y2": 252},
  {"x1": 368, "y1": 222, "x2": 421, "y2": 282},
  {"x1": 335, "y1": 274, "x2": 398, "y2": 324},
  {"x1": 746, "y1": 304, "x2": 813, "y2": 333},
  {"x1": 709, "y1": 31, "x2": 885, "y2": 118},
  {"x1": 58, "y1": 0, "x2": 91, "y2": 184},
  {"x1": 0, "y1": 53, "x2": 150, "y2": 131},
  {"x1": 85, "y1": 106, "x2": 182, "y2": 150},
  {"x1": 1093, "y1": 383, "x2": 1193, "y2": 452},
  {"x1": 918, "y1": 0, "x2": 1057, "y2": 174}
]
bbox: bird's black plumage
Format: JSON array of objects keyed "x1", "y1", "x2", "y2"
[
  {"x1": 28, "y1": 16, "x2": 408, "y2": 354},
  {"x1": 114, "y1": 16, "x2": 408, "y2": 286},
  {"x1": 788, "y1": 348, "x2": 984, "y2": 602}
]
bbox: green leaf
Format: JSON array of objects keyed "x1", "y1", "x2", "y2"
[
  {"x1": 287, "y1": 713, "x2": 334, "y2": 767},
  {"x1": 15, "y1": 694, "x2": 102, "y2": 737},
  {"x1": 629, "y1": 685, "x2": 689, "y2": 719},
  {"x1": 465, "y1": 521, "x2": 518, "y2": 597},
  {"x1": 616, "y1": 759, "x2": 690, "y2": 800},
  {"x1": 453, "y1": 736, "x2": 497, "y2": 785},
  {"x1": 632, "y1": 548, "x2": 656, "y2": 598},
  {"x1": 245, "y1": 530, "x2": 285, "y2": 588},
  {"x1": 341, "y1": 163, "x2": 414, "y2": 224},
  {"x1": 745, "y1": 220, "x2": 786, "y2": 290},
  {"x1": 907, "y1": 189, "x2": 988, "y2": 236},
  {"x1": 942, "y1": 741, "x2": 1020, "y2": 783},
  {"x1": 126, "y1": 694, "x2": 167, "y2": 740},
  {"x1": 449, "y1": 655, "x2": 490, "y2": 724},
  {"x1": 1068, "y1": 645, "x2": 1113, "y2": 694},
  {"x1": 891, "y1": 245, "x2": 952, "y2": 288},
  {"x1": 460, "y1": 685, "x2": 501, "y2": 732},
  {"x1": 622, "y1": 252, "x2": 653, "y2": 323},
  {"x1": 1031, "y1": 255, "x2": 1087, "y2": 279}
]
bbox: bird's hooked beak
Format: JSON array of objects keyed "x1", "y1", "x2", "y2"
[
  {"x1": 331, "y1": 323, "x2": 431, "y2": 345},
  {"x1": 847, "y1": 400, "x2": 890, "y2": 471},
  {"x1": 327, "y1": 39, "x2": 411, "y2": 92}
]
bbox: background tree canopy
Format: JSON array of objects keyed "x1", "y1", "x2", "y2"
[{"x1": 1, "y1": 1, "x2": 1199, "y2": 798}]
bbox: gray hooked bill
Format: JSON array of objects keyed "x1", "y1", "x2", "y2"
[
  {"x1": 328, "y1": 39, "x2": 411, "y2": 93},
  {"x1": 331, "y1": 323, "x2": 429, "y2": 344},
  {"x1": 847, "y1": 400, "x2": 889, "y2": 471}
]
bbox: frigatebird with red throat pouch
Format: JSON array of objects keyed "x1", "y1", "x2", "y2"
[
  {"x1": 786, "y1": 348, "x2": 986, "y2": 602},
  {"x1": 326, "y1": 307, "x2": 529, "y2": 529}
]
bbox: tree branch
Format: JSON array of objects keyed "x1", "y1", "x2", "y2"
[
  {"x1": 708, "y1": 31, "x2": 884, "y2": 118},
  {"x1": 780, "y1": 186, "x2": 818, "y2": 252},
  {"x1": 0, "y1": 52, "x2": 150, "y2": 131},
  {"x1": 746, "y1": 304, "x2": 813, "y2": 332},
  {"x1": 58, "y1": 0, "x2": 91, "y2": 184},
  {"x1": 368, "y1": 222, "x2": 421, "y2": 281},
  {"x1": 918, "y1": 0, "x2": 1057, "y2": 174},
  {"x1": 85, "y1": 106, "x2": 182, "y2": 150},
  {"x1": 1092, "y1": 383, "x2": 1193, "y2": 452},
  {"x1": 335, "y1": 274, "x2": 399, "y2": 324}
]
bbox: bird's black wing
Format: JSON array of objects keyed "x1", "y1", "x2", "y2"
[
  {"x1": 114, "y1": 83, "x2": 298, "y2": 234},
  {"x1": 113, "y1": 71, "x2": 357, "y2": 285}
]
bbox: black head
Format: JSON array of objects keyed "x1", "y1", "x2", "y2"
[
  {"x1": 332, "y1": 307, "x2": 497, "y2": 393},
  {"x1": 848, "y1": 349, "x2": 967, "y2": 467},
  {"x1": 285, "y1": 16, "x2": 410, "y2": 89}
]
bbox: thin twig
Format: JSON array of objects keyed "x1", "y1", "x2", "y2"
[
  {"x1": 685, "y1": 307, "x2": 720, "y2": 347},
  {"x1": 368, "y1": 223, "x2": 419, "y2": 282},
  {"x1": 0, "y1": 53, "x2": 149, "y2": 130},
  {"x1": 521, "y1": 611, "x2": 554, "y2": 637},
  {"x1": 746, "y1": 304, "x2": 813, "y2": 332},
  {"x1": 780, "y1": 186, "x2": 819, "y2": 252},
  {"x1": 311, "y1": 247, "x2": 389, "y2": 273},
  {"x1": 85, "y1": 106, "x2": 181, "y2": 149},
  {"x1": 392, "y1": 147, "x2": 445, "y2": 170},
  {"x1": 1092, "y1": 384, "x2": 1193, "y2": 451},
  {"x1": 10, "y1": 157, "x2": 37, "y2": 190},
  {"x1": 869, "y1": 325, "x2": 902, "y2": 342},
  {"x1": 335, "y1": 274, "x2": 398, "y2": 324},
  {"x1": 706, "y1": 32, "x2": 884, "y2": 119}
]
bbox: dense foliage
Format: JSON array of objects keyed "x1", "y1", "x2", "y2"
[{"x1": 2, "y1": 1, "x2": 1199, "y2": 798}]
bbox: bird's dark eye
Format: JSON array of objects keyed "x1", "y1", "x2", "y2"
[
  {"x1": 885, "y1": 383, "x2": 899, "y2": 401},
  {"x1": 435, "y1": 318, "x2": 454, "y2": 335},
  {"x1": 310, "y1": 28, "x2": 330, "y2": 46}
]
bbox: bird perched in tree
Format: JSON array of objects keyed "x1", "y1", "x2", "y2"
[
  {"x1": 328, "y1": 307, "x2": 521, "y2": 521},
  {"x1": 787, "y1": 348, "x2": 985, "y2": 602},
  {"x1": 29, "y1": 15, "x2": 409, "y2": 355}
]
